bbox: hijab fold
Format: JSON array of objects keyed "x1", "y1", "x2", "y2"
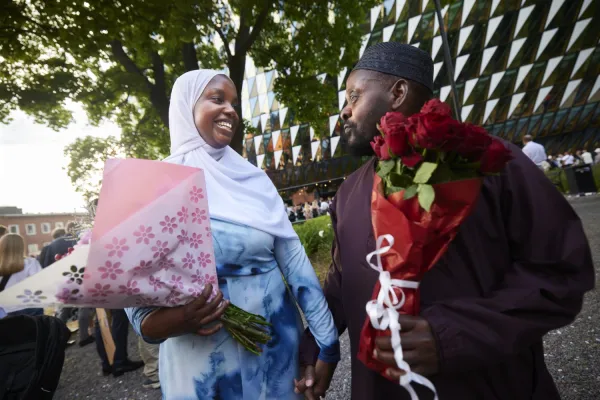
[{"x1": 164, "y1": 69, "x2": 297, "y2": 240}]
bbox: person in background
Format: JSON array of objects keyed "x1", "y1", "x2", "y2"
[
  {"x1": 38, "y1": 228, "x2": 66, "y2": 268},
  {"x1": 95, "y1": 309, "x2": 145, "y2": 377},
  {"x1": 304, "y1": 202, "x2": 313, "y2": 220},
  {"x1": 562, "y1": 151, "x2": 575, "y2": 167},
  {"x1": 574, "y1": 150, "x2": 584, "y2": 166},
  {"x1": 555, "y1": 153, "x2": 563, "y2": 168},
  {"x1": 43, "y1": 223, "x2": 95, "y2": 347},
  {"x1": 296, "y1": 205, "x2": 305, "y2": 222},
  {"x1": 0, "y1": 225, "x2": 6, "y2": 239},
  {"x1": 522, "y1": 135, "x2": 547, "y2": 168},
  {"x1": 595, "y1": 148, "x2": 600, "y2": 164},
  {"x1": 311, "y1": 200, "x2": 320, "y2": 219},
  {"x1": 320, "y1": 197, "x2": 330, "y2": 215},
  {"x1": 138, "y1": 338, "x2": 160, "y2": 389},
  {"x1": 288, "y1": 204, "x2": 297, "y2": 223},
  {"x1": 0, "y1": 234, "x2": 43, "y2": 318},
  {"x1": 581, "y1": 149, "x2": 593, "y2": 165}
]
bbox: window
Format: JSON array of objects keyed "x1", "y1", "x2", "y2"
[
  {"x1": 41, "y1": 223, "x2": 52, "y2": 234},
  {"x1": 55, "y1": 222, "x2": 65, "y2": 229},
  {"x1": 25, "y1": 224, "x2": 37, "y2": 236},
  {"x1": 27, "y1": 244, "x2": 39, "y2": 255},
  {"x1": 8, "y1": 225, "x2": 19, "y2": 234}
]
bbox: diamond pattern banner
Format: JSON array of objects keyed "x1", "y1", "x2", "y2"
[{"x1": 241, "y1": 0, "x2": 599, "y2": 176}]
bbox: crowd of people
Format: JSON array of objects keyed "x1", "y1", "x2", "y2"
[
  {"x1": 287, "y1": 197, "x2": 332, "y2": 222},
  {"x1": 522, "y1": 134, "x2": 600, "y2": 170}
]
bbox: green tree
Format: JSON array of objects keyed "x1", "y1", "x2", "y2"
[
  {"x1": 63, "y1": 135, "x2": 125, "y2": 203},
  {"x1": 2, "y1": 0, "x2": 378, "y2": 158}
]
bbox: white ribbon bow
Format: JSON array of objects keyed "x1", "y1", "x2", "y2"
[{"x1": 365, "y1": 234, "x2": 438, "y2": 400}]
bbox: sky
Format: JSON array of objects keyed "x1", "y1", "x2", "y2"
[{"x1": 0, "y1": 103, "x2": 121, "y2": 214}]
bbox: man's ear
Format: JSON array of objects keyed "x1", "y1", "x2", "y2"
[{"x1": 390, "y1": 79, "x2": 408, "y2": 112}]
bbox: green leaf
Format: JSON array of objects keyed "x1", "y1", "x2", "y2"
[
  {"x1": 430, "y1": 162, "x2": 454, "y2": 184},
  {"x1": 385, "y1": 185, "x2": 405, "y2": 196},
  {"x1": 377, "y1": 160, "x2": 395, "y2": 178},
  {"x1": 404, "y1": 185, "x2": 418, "y2": 199},
  {"x1": 388, "y1": 172, "x2": 413, "y2": 188},
  {"x1": 417, "y1": 184, "x2": 435, "y2": 212},
  {"x1": 414, "y1": 162, "x2": 438, "y2": 184}
]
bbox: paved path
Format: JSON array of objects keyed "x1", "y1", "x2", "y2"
[{"x1": 54, "y1": 197, "x2": 599, "y2": 399}]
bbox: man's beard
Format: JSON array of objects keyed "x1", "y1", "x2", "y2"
[{"x1": 341, "y1": 124, "x2": 377, "y2": 157}]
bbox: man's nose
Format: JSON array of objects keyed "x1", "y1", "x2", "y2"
[{"x1": 340, "y1": 105, "x2": 352, "y2": 121}]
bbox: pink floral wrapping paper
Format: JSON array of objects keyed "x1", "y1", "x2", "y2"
[{"x1": 0, "y1": 158, "x2": 218, "y2": 309}]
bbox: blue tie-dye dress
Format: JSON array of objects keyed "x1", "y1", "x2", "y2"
[{"x1": 126, "y1": 219, "x2": 340, "y2": 399}]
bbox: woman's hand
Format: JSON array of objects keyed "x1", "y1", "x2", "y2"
[
  {"x1": 181, "y1": 283, "x2": 230, "y2": 335},
  {"x1": 141, "y1": 283, "x2": 230, "y2": 339}
]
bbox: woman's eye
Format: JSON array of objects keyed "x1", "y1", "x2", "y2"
[
  {"x1": 350, "y1": 95, "x2": 359, "y2": 103},
  {"x1": 212, "y1": 97, "x2": 223, "y2": 103}
]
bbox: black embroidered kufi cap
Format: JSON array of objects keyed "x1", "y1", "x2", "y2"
[{"x1": 352, "y1": 42, "x2": 434, "y2": 92}]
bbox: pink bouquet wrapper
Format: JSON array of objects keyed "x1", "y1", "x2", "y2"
[
  {"x1": 81, "y1": 158, "x2": 218, "y2": 308},
  {"x1": 0, "y1": 158, "x2": 218, "y2": 310}
]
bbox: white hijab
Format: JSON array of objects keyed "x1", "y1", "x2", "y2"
[{"x1": 164, "y1": 69, "x2": 297, "y2": 239}]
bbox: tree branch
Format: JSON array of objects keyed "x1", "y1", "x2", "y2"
[
  {"x1": 109, "y1": 39, "x2": 152, "y2": 90},
  {"x1": 182, "y1": 42, "x2": 198, "y2": 71},
  {"x1": 150, "y1": 51, "x2": 169, "y2": 127},
  {"x1": 211, "y1": 22, "x2": 232, "y2": 59},
  {"x1": 238, "y1": 0, "x2": 270, "y2": 53}
]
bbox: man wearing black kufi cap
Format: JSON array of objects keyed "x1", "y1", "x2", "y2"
[{"x1": 296, "y1": 42, "x2": 593, "y2": 399}]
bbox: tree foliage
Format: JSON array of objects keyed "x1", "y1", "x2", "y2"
[
  {"x1": 2, "y1": 0, "x2": 378, "y2": 153},
  {"x1": 63, "y1": 135, "x2": 125, "y2": 203}
]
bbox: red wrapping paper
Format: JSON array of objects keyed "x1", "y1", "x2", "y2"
[{"x1": 357, "y1": 174, "x2": 483, "y2": 379}]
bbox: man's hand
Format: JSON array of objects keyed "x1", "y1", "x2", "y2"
[
  {"x1": 294, "y1": 360, "x2": 336, "y2": 399},
  {"x1": 373, "y1": 315, "x2": 438, "y2": 380}
]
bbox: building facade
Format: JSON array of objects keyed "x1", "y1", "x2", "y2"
[
  {"x1": 238, "y1": 0, "x2": 599, "y2": 195},
  {"x1": 0, "y1": 210, "x2": 86, "y2": 256}
]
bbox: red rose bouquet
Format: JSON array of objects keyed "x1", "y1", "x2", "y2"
[{"x1": 357, "y1": 99, "x2": 512, "y2": 395}]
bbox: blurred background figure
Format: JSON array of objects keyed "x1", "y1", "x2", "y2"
[
  {"x1": 0, "y1": 234, "x2": 43, "y2": 318},
  {"x1": 581, "y1": 149, "x2": 593, "y2": 165},
  {"x1": 522, "y1": 135, "x2": 547, "y2": 168}
]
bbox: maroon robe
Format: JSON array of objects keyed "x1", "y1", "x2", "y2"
[{"x1": 300, "y1": 143, "x2": 595, "y2": 399}]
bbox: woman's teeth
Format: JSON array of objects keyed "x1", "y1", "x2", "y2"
[{"x1": 216, "y1": 121, "x2": 232, "y2": 129}]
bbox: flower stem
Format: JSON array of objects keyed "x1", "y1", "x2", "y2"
[{"x1": 220, "y1": 304, "x2": 272, "y2": 355}]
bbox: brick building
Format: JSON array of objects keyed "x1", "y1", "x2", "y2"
[{"x1": 0, "y1": 207, "x2": 87, "y2": 256}]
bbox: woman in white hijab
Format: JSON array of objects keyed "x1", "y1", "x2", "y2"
[{"x1": 125, "y1": 70, "x2": 339, "y2": 399}]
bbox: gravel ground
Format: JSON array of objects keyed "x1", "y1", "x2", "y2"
[{"x1": 54, "y1": 196, "x2": 599, "y2": 400}]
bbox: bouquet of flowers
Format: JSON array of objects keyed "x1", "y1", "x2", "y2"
[
  {"x1": 0, "y1": 159, "x2": 270, "y2": 355},
  {"x1": 357, "y1": 99, "x2": 512, "y2": 396}
]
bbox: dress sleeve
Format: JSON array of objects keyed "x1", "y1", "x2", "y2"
[
  {"x1": 274, "y1": 235, "x2": 340, "y2": 364},
  {"x1": 298, "y1": 200, "x2": 348, "y2": 366},
  {"x1": 124, "y1": 307, "x2": 164, "y2": 344},
  {"x1": 422, "y1": 144, "x2": 595, "y2": 374}
]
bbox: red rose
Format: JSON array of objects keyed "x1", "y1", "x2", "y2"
[
  {"x1": 380, "y1": 112, "x2": 410, "y2": 156},
  {"x1": 401, "y1": 152, "x2": 423, "y2": 168},
  {"x1": 409, "y1": 113, "x2": 460, "y2": 150},
  {"x1": 371, "y1": 136, "x2": 391, "y2": 160},
  {"x1": 480, "y1": 138, "x2": 513, "y2": 174},
  {"x1": 455, "y1": 124, "x2": 493, "y2": 160},
  {"x1": 380, "y1": 112, "x2": 407, "y2": 135},
  {"x1": 420, "y1": 98, "x2": 452, "y2": 117}
]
